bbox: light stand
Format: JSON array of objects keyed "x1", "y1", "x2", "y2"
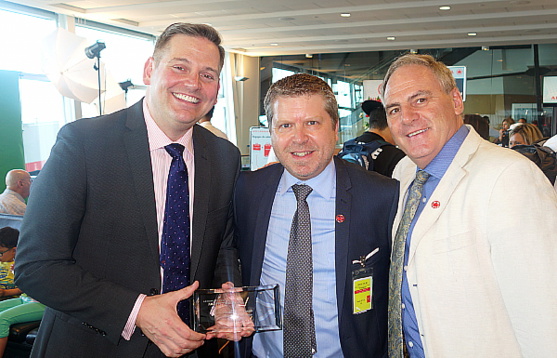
[{"x1": 85, "y1": 41, "x2": 106, "y2": 116}]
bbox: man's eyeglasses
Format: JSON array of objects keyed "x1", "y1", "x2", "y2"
[{"x1": 0, "y1": 248, "x2": 13, "y2": 257}]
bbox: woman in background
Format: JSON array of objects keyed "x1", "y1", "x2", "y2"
[{"x1": 508, "y1": 123, "x2": 544, "y2": 148}]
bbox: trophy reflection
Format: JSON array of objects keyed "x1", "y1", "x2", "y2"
[{"x1": 193, "y1": 284, "x2": 281, "y2": 334}]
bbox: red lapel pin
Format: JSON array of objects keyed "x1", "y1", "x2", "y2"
[
  {"x1": 431, "y1": 201, "x2": 440, "y2": 209},
  {"x1": 336, "y1": 214, "x2": 345, "y2": 223}
]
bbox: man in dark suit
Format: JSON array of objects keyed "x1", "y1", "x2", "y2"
[
  {"x1": 15, "y1": 23, "x2": 240, "y2": 358},
  {"x1": 235, "y1": 74, "x2": 399, "y2": 357}
]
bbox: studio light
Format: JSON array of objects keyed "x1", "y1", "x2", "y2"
[
  {"x1": 84, "y1": 40, "x2": 107, "y2": 116},
  {"x1": 119, "y1": 80, "x2": 134, "y2": 93},
  {"x1": 85, "y1": 41, "x2": 106, "y2": 59}
]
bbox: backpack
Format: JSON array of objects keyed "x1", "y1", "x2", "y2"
[
  {"x1": 337, "y1": 139, "x2": 391, "y2": 171},
  {"x1": 512, "y1": 143, "x2": 557, "y2": 185}
]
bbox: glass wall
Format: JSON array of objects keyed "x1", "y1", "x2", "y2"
[
  {"x1": 0, "y1": 2, "x2": 237, "y2": 171},
  {"x1": 260, "y1": 45, "x2": 557, "y2": 145}
]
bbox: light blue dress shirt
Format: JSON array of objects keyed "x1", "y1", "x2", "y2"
[
  {"x1": 401, "y1": 125, "x2": 469, "y2": 357},
  {"x1": 252, "y1": 159, "x2": 344, "y2": 358}
]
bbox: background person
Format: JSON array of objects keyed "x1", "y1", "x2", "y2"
[
  {"x1": 0, "y1": 170, "x2": 31, "y2": 216},
  {"x1": 463, "y1": 114, "x2": 490, "y2": 140},
  {"x1": 198, "y1": 106, "x2": 229, "y2": 140},
  {"x1": 235, "y1": 73, "x2": 399, "y2": 357},
  {"x1": 0, "y1": 227, "x2": 44, "y2": 357},
  {"x1": 341, "y1": 99, "x2": 405, "y2": 177},
  {"x1": 381, "y1": 54, "x2": 557, "y2": 357},
  {"x1": 15, "y1": 23, "x2": 241, "y2": 358},
  {"x1": 493, "y1": 117, "x2": 514, "y2": 147},
  {"x1": 508, "y1": 122, "x2": 544, "y2": 148}
]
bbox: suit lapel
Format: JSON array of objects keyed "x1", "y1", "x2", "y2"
[
  {"x1": 190, "y1": 126, "x2": 210, "y2": 280},
  {"x1": 250, "y1": 165, "x2": 283, "y2": 284},
  {"x1": 333, "y1": 157, "x2": 352, "y2": 320},
  {"x1": 407, "y1": 128, "x2": 480, "y2": 263},
  {"x1": 123, "y1": 100, "x2": 160, "y2": 266}
]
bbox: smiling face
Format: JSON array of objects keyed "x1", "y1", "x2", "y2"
[
  {"x1": 383, "y1": 64, "x2": 464, "y2": 169},
  {"x1": 270, "y1": 94, "x2": 338, "y2": 180},
  {"x1": 143, "y1": 34, "x2": 220, "y2": 140}
]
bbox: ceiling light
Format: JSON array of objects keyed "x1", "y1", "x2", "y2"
[
  {"x1": 387, "y1": 36, "x2": 396, "y2": 41},
  {"x1": 305, "y1": 54, "x2": 313, "y2": 58},
  {"x1": 467, "y1": 32, "x2": 477, "y2": 36},
  {"x1": 410, "y1": 49, "x2": 418, "y2": 54},
  {"x1": 482, "y1": 46, "x2": 490, "y2": 51},
  {"x1": 270, "y1": 43, "x2": 278, "y2": 46},
  {"x1": 439, "y1": 5, "x2": 451, "y2": 10},
  {"x1": 341, "y1": 13, "x2": 351, "y2": 17}
]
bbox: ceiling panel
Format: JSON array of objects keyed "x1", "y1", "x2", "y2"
[{"x1": 8, "y1": 0, "x2": 557, "y2": 57}]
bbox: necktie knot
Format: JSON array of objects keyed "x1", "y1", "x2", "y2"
[
  {"x1": 415, "y1": 170, "x2": 430, "y2": 185},
  {"x1": 292, "y1": 184, "x2": 313, "y2": 202},
  {"x1": 165, "y1": 143, "x2": 185, "y2": 158}
]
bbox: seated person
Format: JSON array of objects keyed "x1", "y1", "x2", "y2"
[
  {"x1": 0, "y1": 228, "x2": 21, "y2": 300},
  {"x1": 0, "y1": 170, "x2": 31, "y2": 216},
  {"x1": 0, "y1": 227, "x2": 44, "y2": 357},
  {"x1": 508, "y1": 123, "x2": 544, "y2": 148}
]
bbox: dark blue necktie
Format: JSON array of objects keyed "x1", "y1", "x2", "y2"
[{"x1": 161, "y1": 143, "x2": 191, "y2": 324}]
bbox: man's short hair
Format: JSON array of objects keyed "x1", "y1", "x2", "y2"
[
  {"x1": 0, "y1": 227, "x2": 18, "y2": 249},
  {"x1": 153, "y1": 23, "x2": 225, "y2": 72},
  {"x1": 264, "y1": 73, "x2": 339, "y2": 129},
  {"x1": 361, "y1": 100, "x2": 388, "y2": 130},
  {"x1": 380, "y1": 54, "x2": 457, "y2": 97}
]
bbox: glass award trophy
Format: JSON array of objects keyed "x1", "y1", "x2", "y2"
[{"x1": 192, "y1": 284, "x2": 281, "y2": 333}]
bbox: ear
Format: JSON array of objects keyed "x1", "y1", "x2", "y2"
[
  {"x1": 143, "y1": 57, "x2": 154, "y2": 85},
  {"x1": 451, "y1": 88, "x2": 464, "y2": 116}
]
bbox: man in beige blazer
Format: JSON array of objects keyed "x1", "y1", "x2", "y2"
[{"x1": 381, "y1": 54, "x2": 557, "y2": 357}]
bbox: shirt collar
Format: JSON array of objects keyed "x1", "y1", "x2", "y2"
[
  {"x1": 143, "y1": 100, "x2": 194, "y2": 156},
  {"x1": 278, "y1": 158, "x2": 336, "y2": 199},
  {"x1": 423, "y1": 125, "x2": 469, "y2": 180},
  {"x1": 4, "y1": 189, "x2": 24, "y2": 203}
]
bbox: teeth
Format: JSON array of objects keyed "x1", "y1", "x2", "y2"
[
  {"x1": 408, "y1": 128, "x2": 428, "y2": 137},
  {"x1": 293, "y1": 151, "x2": 311, "y2": 157},
  {"x1": 173, "y1": 93, "x2": 199, "y2": 103}
]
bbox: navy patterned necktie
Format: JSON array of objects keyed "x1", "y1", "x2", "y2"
[
  {"x1": 283, "y1": 184, "x2": 316, "y2": 358},
  {"x1": 161, "y1": 143, "x2": 191, "y2": 323},
  {"x1": 388, "y1": 170, "x2": 430, "y2": 357}
]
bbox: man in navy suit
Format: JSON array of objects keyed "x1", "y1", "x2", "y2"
[
  {"x1": 15, "y1": 23, "x2": 240, "y2": 358},
  {"x1": 235, "y1": 73, "x2": 399, "y2": 358}
]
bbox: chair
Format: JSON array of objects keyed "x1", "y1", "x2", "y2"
[{"x1": 0, "y1": 213, "x2": 23, "y2": 231}]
